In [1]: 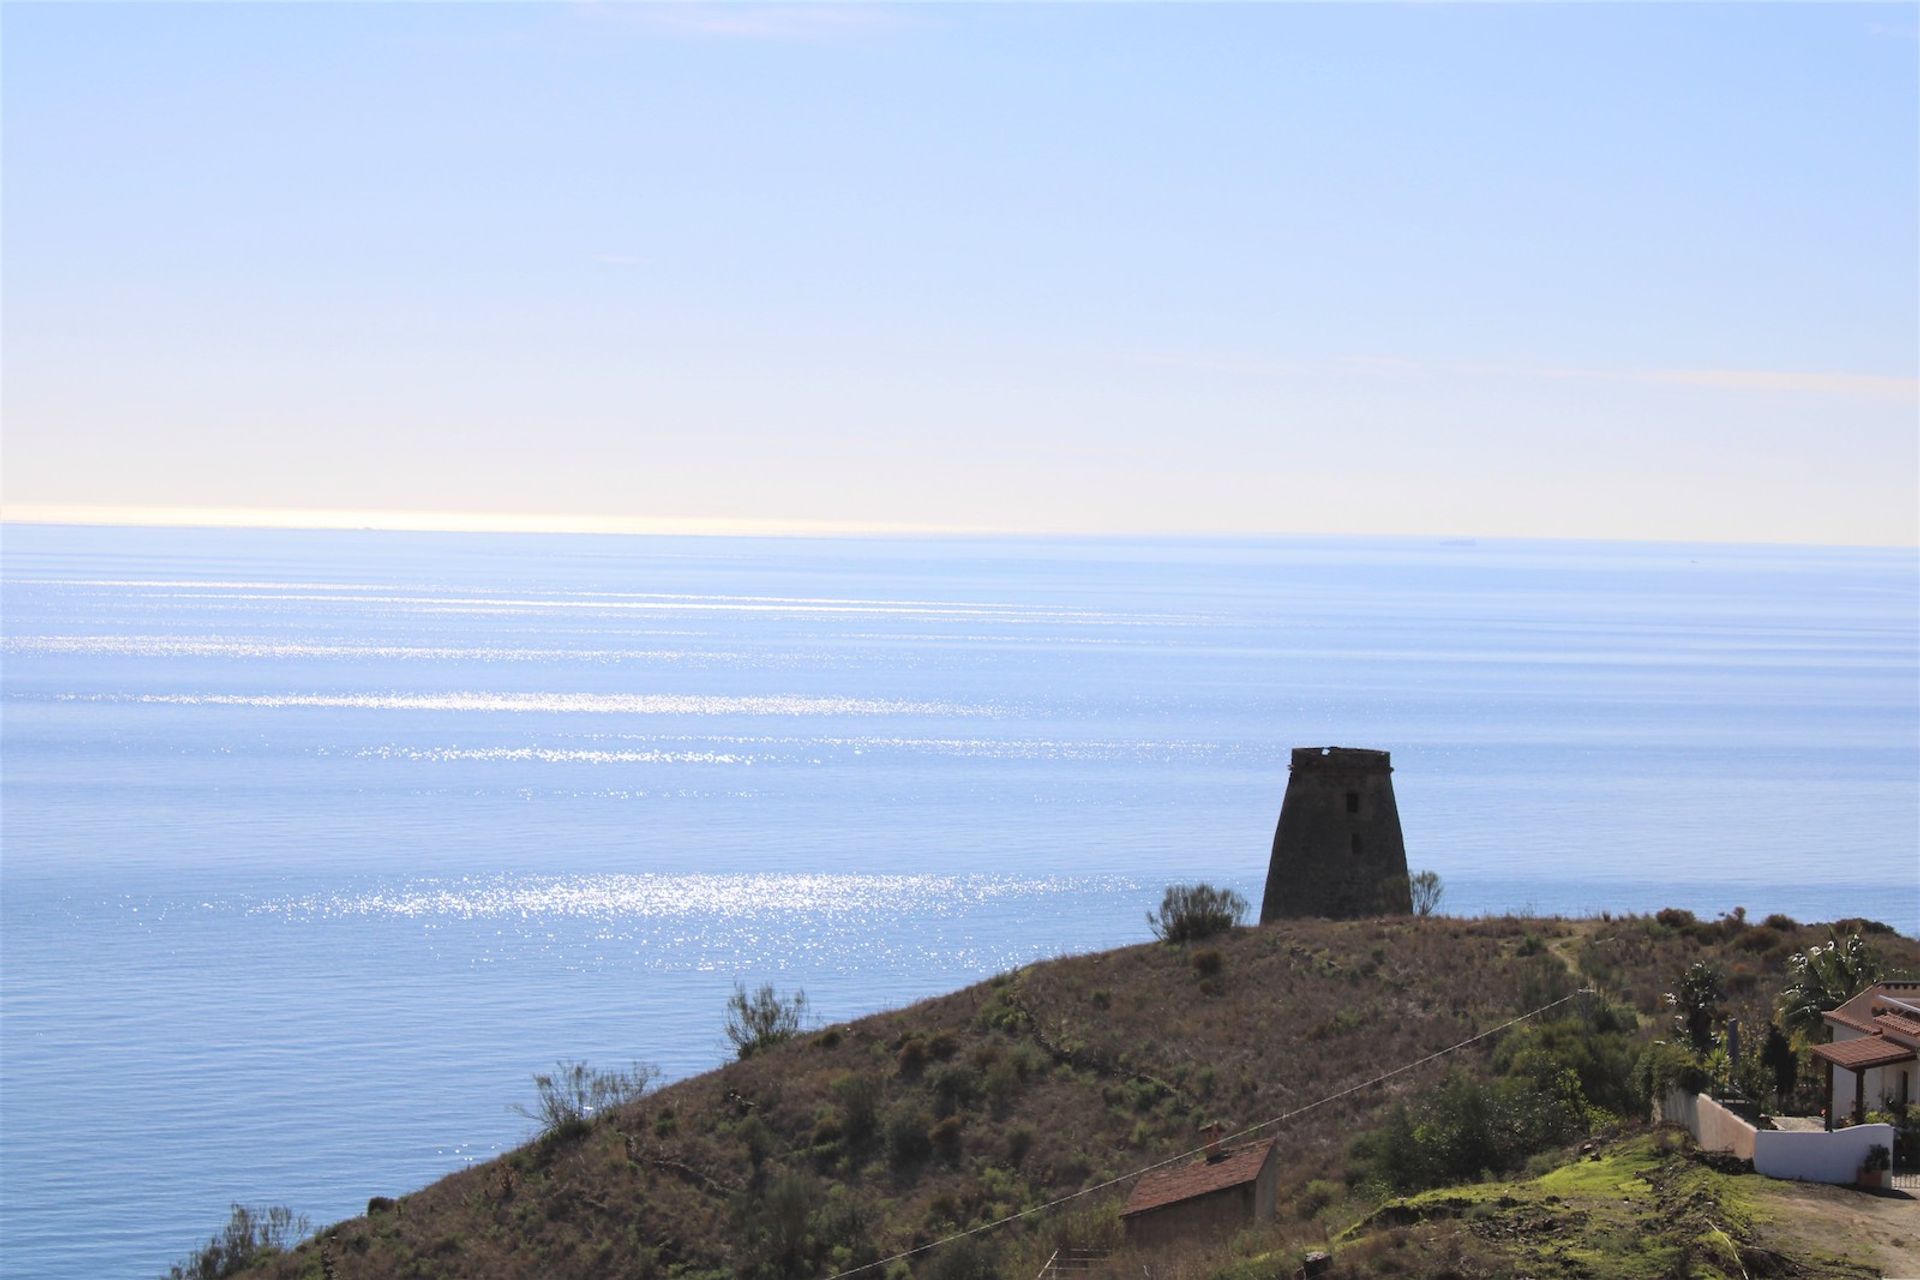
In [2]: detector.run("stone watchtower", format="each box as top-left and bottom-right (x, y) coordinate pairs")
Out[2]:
(1259, 747), (1411, 922)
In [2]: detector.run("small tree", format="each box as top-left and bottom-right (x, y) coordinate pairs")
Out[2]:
(1409, 870), (1444, 917)
(1666, 961), (1725, 1056)
(167, 1205), (310, 1280)
(1147, 883), (1247, 943)
(514, 1059), (660, 1140)
(726, 982), (809, 1059)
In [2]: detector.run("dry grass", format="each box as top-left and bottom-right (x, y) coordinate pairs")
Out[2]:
(243, 911), (1917, 1280)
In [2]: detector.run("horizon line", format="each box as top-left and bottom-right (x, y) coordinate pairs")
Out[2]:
(3, 503), (1916, 553)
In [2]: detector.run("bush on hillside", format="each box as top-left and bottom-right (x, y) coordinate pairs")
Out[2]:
(885, 1105), (933, 1167)
(1492, 998), (1640, 1116)
(730, 1172), (817, 1280)
(726, 983), (809, 1059)
(1635, 1039), (1709, 1103)
(166, 1205), (310, 1280)
(1147, 883), (1248, 943)
(1409, 870), (1444, 917)
(515, 1059), (660, 1141)
(923, 1238), (999, 1280)
(831, 1072), (882, 1145)
(1349, 1069), (1586, 1193)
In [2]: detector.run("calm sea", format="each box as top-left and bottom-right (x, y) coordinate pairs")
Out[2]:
(2, 525), (1915, 1277)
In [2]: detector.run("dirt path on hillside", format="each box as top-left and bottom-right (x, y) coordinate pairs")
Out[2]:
(1752, 1180), (1918, 1277)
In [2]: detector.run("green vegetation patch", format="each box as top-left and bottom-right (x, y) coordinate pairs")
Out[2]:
(1343, 1136), (1785, 1280)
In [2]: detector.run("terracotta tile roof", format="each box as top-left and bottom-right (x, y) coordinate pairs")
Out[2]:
(1123, 1139), (1277, 1217)
(1826, 1008), (1881, 1034)
(1811, 1037), (1916, 1070)
(1873, 1010), (1920, 1039)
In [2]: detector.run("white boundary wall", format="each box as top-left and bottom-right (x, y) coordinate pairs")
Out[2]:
(1657, 1090), (1756, 1160)
(1753, 1123), (1895, 1185)
(1660, 1090), (1892, 1185)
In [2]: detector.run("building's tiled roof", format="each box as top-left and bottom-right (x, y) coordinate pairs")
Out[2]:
(1123, 1139), (1277, 1217)
(1825, 1008), (1881, 1034)
(1811, 1037), (1916, 1070)
(1873, 1011), (1920, 1039)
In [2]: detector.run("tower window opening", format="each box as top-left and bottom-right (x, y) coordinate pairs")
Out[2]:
(1345, 791), (1360, 814)
(1350, 833), (1363, 855)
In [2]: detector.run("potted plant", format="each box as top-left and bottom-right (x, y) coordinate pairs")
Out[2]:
(1857, 1143), (1890, 1190)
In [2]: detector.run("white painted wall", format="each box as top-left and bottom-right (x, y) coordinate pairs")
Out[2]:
(1827, 1060), (1916, 1120)
(1753, 1123), (1895, 1185)
(1658, 1089), (1756, 1159)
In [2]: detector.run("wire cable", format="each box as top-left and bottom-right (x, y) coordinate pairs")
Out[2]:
(823, 987), (1596, 1280)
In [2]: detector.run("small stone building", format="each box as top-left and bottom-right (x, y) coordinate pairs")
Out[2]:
(1260, 746), (1411, 922)
(1120, 1138), (1279, 1251)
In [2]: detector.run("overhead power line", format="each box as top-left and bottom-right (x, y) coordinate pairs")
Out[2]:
(824, 987), (1597, 1280)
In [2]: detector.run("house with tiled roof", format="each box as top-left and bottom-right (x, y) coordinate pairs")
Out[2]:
(1810, 979), (1919, 1129)
(1121, 1135), (1279, 1250)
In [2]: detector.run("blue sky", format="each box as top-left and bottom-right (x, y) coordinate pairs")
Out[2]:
(4, 3), (1916, 544)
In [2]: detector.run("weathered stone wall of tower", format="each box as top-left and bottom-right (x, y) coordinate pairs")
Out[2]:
(1259, 746), (1411, 922)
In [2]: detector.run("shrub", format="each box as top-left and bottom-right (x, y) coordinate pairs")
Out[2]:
(1147, 883), (1248, 943)
(1493, 1001), (1640, 1116)
(922, 1238), (997, 1280)
(1409, 870), (1444, 917)
(167, 1205), (311, 1280)
(928, 1114), (964, 1159)
(726, 983), (809, 1059)
(1761, 913), (1799, 931)
(1350, 1069), (1584, 1192)
(1297, 1178), (1340, 1218)
(1191, 949), (1223, 978)
(895, 1037), (929, 1077)
(930, 1064), (979, 1117)
(1654, 907), (1698, 932)
(514, 1060), (659, 1140)
(831, 1072), (882, 1145)
(983, 1056), (1022, 1109)
(1636, 1039), (1709, 1104)
(736, 1114), (774, 1170)
(730, 1172), (816, 1279)
(884, 1106), (933, 1167)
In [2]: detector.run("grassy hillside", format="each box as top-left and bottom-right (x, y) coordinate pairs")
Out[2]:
(232, 910), (1917, 1280)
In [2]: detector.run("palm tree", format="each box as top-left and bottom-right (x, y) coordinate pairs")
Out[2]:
(1774, 931), (1882, 1045)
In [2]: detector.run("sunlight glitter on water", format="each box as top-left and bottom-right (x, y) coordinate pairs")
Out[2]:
(55, 691), (992, 716)
(352, 746), (760, 765)
(343, 736), (1240, 765)
(4, 635), (738, 664)
(251, 873), (1141, 924)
